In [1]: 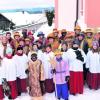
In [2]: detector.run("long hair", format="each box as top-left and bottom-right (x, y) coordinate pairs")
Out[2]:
(90, 41), (100, 53)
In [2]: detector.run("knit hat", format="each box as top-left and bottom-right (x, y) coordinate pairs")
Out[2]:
(6, 47), (13, 54)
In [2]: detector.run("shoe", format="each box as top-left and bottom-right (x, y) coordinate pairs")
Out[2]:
(18, 92), (21, 96)
(8, 95), (12, 99)
(71, 93), (76, 96)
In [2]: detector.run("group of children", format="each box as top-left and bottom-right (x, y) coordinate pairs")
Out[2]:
(0, 26), (99, 100)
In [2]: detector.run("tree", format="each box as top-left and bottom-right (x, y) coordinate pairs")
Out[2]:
(45, 10), (54, 26)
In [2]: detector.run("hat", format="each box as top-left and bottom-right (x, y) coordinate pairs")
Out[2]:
(73, 39), (80, 45)
(17, 46), (23, 51)
(61, 29), (67, 33)
(92, 41), (99, 47)
(6, 47), (13, 54)
(28, 31), (33, 35)
(47, 34), (55, 39)
(85, 29), (93, 33)
(31, 51), (37, 55)
(14, 32), (20, 37)
(31, 52), (37, 58)
(54, 49), (62, 56)
(37, 31), (44, 37)
(74, 25), (81, 30)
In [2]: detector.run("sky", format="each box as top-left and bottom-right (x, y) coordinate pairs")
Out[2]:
(0, 0), (54, 10)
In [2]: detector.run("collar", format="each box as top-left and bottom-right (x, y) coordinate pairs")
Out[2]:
(56, 57), (62, 62)
(16, 52), (23, 56)
(5, 55), (13, 59)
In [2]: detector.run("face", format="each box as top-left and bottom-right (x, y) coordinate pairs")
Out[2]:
(93, 45), (98, 50)
(39, 35), (44, 39)
(2, 37), (7, 44)
(25, 40), (30, 45)
(31, 55), (37, 62)
(78, 35), (83, 40)
(87, 32), (92, 38)
(28, 34), (33, 39)
(7, 53), (12, 56)
(93, 34), (99, 41)
(48, 38), (54, 43)
(14, 35), (20, 40)
(17, 50), (23, 54)
(53, 31), (58, 37)
(46, 47), (51, 53)
(33, 45), (38, 51)
(61, 44), (67, 50)
(19, 41), (25, 46)
(6, 34), (11, 39)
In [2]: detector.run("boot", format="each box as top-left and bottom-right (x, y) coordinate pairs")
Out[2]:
(8, 95), (12, 99)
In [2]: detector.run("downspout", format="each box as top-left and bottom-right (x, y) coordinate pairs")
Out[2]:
(75, 0), (79, 26)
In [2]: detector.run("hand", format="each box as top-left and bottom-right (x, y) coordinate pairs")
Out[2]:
(51, 69), (56, 74)
(25, 69), (29, 74)
(86, 68), (89, 72)
(49, 57), (57, 69)
(65, 76), (69, 82)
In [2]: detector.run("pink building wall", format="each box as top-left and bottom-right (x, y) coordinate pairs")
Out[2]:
(55, 0), (100, 30)
(85, 0), (100, 28)
(55, 0), (76, 31)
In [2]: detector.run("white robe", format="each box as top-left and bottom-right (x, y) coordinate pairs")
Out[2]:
(2, 57), (17, 82)
(62, 52), (69, 62)
(0, 43), (4, 58)
(86, 50), (100, 73)
(67, 48), (86, 72)
(43, 51), (55, 79)
(13, 54), (28, 79)
(0, 64), (5, 84)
